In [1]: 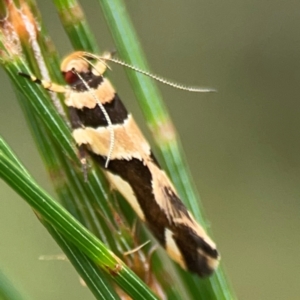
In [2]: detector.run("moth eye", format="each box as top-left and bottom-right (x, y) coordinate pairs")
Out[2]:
(63, 69), (79, 84)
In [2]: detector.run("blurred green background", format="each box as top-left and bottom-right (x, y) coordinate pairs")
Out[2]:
(1, 0), (300, 299)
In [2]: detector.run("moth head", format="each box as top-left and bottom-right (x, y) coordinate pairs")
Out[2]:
(60, 51), (109, 85)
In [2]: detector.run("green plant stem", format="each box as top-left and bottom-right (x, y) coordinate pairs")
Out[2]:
(96, 0), (234, 299)
(0, 270), (27, 300)
(0, 144), (158, 300)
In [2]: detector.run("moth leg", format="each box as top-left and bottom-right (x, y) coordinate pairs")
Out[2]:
(18, 72), (67, 93)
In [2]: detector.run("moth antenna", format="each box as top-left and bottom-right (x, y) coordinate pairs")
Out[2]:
(73, 69), (115, 168)
(83, 52), (216, 93)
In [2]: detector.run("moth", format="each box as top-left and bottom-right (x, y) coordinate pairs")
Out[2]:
(20, 51), (220, 277)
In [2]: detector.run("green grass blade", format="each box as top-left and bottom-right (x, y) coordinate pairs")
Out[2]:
(0, 270), (28, 300)
(96, 0), (234, 299)
(1, 129), (117, 299)
(52, 1), (189, 298)
(53, 0), (99, 52)
(0, 144), (158, 300)
(0, 1), (167, 298)
(0, 0), (235, 298)
(40, 221), (119, 300)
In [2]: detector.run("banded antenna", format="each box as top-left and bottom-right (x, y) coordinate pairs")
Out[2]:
(81, 52), (217, 93)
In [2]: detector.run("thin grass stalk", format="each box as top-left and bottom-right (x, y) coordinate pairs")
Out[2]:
(0, 142), (159, 300)
(53, 1), (190, 298)
(0, 270), (27, 300)
(53, 0), (99, 53)
(95, 0), (234, 299)
(0, 136), (118, 300)
(2, 0), (119, 247)
(0, 0), (235, 298)
(40, 220), (120, 300)
(0, 1), (172, 298)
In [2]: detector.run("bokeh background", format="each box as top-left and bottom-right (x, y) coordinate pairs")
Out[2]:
(1, 1), (300, 299)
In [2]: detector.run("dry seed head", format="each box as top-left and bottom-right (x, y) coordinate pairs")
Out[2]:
(4, 0), (37, 42)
